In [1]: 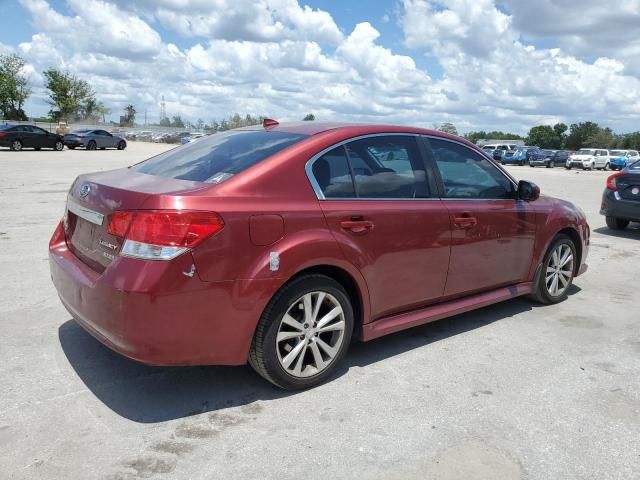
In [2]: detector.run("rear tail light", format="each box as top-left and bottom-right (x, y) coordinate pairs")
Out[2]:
(0, 132), (6, 138)
(107, 210), (224, 260)
(606, 172), (624, 191)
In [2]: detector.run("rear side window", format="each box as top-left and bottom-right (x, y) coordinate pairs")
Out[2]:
(133, 130), (308, 183)
(312, 146), (355, 198)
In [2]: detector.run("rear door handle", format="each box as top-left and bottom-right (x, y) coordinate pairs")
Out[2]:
(340, 219), (374, 234)
(453, 215), (477, 229)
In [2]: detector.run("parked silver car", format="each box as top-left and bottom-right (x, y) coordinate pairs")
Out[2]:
(63, 129), (127, 150)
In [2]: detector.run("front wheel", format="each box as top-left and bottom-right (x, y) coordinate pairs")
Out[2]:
(87, 141), (97, 150)
(54, 141), (64, 151)
(606, 216), (629, 230)
(249, 274), (354, 390)
(117, 140), (126, 150)
(530, 234), (576, 305)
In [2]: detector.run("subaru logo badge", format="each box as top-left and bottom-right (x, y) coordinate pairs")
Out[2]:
(79, 184), (91, 198)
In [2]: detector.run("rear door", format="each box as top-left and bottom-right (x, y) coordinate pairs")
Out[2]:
(426, 137), (537, 297)
(310, 134), (451, 320)
(15, 126), (35, 148)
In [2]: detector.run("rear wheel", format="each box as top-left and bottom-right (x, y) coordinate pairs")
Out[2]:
(249, 274), (354, 390)
(606, 216), (629, 230)
(10, 140), (22, 151)
(87, 141), (97, 150)
(604, 163), (610, 171)
(530, 234), (576, 305)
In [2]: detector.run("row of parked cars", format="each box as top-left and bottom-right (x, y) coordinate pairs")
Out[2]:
(124, 130), (205, 144)
(0, 123), (127, 151)
(482, 143), (640, 170)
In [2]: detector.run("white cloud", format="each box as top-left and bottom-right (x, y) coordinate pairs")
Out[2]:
(6, 0), (640, 133)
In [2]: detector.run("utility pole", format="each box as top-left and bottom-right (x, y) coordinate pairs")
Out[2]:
(160, 96), (166, 123)
(144, 110), (147, 126)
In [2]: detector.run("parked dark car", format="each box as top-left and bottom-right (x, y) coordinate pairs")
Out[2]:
(63, 129), (127, 150)
(49, 121), (589, 390)
(530, 150), (569, 168)
(601, 160), (640, 229)
(0, 124), (64, 151)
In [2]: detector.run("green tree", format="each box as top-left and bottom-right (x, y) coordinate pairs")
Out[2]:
(303, 113), (315, 121)
(584, 127), (616, 149)
(526, 125), (562, 149)
(95, 102), (110, 123)
(122, 104), (136, 126)
(171, 115), (184, 128)
(438, 122), (458, 136)
(0, 54), (31, 120)
(564, 122), (600, 150)
(43, 69), (94, 121)
(464, 130), (523, 144)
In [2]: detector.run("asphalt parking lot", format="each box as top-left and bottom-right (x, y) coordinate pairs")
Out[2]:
(1, 143), (638, 480)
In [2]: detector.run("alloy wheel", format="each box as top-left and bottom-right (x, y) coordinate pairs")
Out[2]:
(12, 140), (22, 151)
(276, 291), (346, 378)
(545, 244), (574, 297)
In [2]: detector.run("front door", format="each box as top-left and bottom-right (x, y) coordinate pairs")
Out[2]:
(427, 137), (537, 298)
(309, 135), (451, 320)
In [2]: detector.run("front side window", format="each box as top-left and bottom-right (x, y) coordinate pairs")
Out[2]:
(429, 138), (514, 199)
(133, 130), (308, 183)
(346, 136), (429, 198)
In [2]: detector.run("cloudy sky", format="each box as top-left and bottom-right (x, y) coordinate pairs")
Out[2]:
(1, 0), (639, 134)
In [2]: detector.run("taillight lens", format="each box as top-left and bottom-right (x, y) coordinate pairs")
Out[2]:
(606, 172), (624, 191)
(0, 132), (6, 138)
(107, 210), (224, 260)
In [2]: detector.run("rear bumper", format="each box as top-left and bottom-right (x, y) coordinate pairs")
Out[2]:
(529, 160), (548, 166)
(600, 190), (640, 222)
(49, 222), (280, 366)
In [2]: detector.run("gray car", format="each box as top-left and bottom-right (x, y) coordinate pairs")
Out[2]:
(63, 129), (127, 150)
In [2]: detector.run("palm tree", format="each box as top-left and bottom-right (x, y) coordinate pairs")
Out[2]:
(124, 104), (136, 126)
(96, 103), (110, 124)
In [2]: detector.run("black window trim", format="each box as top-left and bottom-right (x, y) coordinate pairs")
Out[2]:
(305, 132), (438, 201)
(421, 135), (519, 201)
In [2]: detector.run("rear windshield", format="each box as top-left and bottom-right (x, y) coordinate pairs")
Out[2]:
(0, 124), (14, 131)
(132, 130), (308, 183)
(629, 160), (640, 170)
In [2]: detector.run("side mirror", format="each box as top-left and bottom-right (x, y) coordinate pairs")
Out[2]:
(518, 180), (540, 201)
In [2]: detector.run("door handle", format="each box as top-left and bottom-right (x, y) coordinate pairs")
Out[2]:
(453, 213), (477, 229)
(340, 218), (374, 234)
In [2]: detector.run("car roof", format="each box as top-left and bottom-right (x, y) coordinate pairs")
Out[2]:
(238, 121), (476, 147)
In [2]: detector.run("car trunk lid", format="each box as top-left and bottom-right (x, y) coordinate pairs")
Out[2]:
(64, 168), (211, 272)
(617, 172), (640, 202)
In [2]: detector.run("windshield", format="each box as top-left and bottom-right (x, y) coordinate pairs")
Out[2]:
(71, 129), (91, 134)
(132, 129), (308, 183)
(610, 150), (627, 156)
(577, 149), (596, 155)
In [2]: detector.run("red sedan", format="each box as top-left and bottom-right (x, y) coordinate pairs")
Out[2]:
(49, 121), (589, 389)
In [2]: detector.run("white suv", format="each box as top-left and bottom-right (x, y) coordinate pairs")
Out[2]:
(566, 149), (610, 170)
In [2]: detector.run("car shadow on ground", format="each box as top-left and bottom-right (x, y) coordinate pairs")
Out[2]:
(58, 288), (578, 424)
(593, 225), (640, 239)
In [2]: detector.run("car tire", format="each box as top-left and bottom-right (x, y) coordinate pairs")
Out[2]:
(35, 147), (41, 151)
(87, 141), (97, 150)
(54, 141), (64, 151)
(249, 274), (354, 390)
(604, 163), (610, 171)
(68, 146), (76, 150)
(10, 140), (22, 151)
(117, 141), (126, 150)
(606, 216), (629, 230)
(530, 234), (577, 305)
(565, 165), (571, 170)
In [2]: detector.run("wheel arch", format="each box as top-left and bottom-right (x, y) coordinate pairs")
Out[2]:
(556, 227), (582, 274)
(283, 264), (368, 341)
